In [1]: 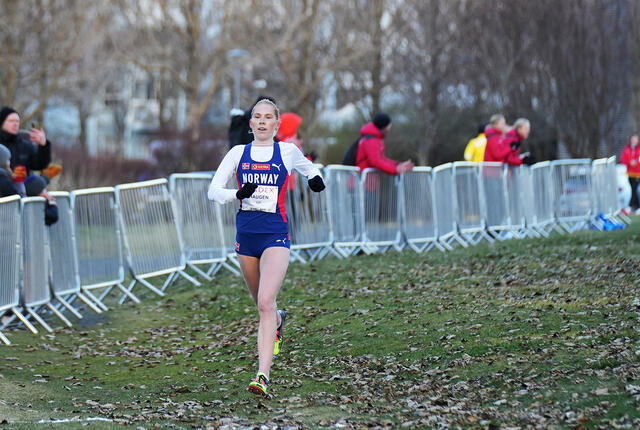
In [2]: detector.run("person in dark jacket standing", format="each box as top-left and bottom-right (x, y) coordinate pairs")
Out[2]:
(0, 106), (51, 176)
(355, 113), (414, 175)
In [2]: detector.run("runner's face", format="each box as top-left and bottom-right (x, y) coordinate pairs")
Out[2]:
(250, 103), (279, 142)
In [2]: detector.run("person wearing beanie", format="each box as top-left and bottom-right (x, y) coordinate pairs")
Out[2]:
(24, 174), (58, 226)
(0, 106), (52, 177)
(276, 112), (307, 191)
(355, 112), (414, 176)
(0, 144), (20, 197)
(24, 175), (48, 197)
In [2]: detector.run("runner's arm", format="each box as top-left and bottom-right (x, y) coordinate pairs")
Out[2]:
(208, 146), (243, 203)
(287, 143), (322, 179)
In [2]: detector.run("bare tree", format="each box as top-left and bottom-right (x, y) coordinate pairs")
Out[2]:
(391, 0), (464, 164)
(331, 0), (396, 121)
(237, 0), (370, 137)
(536, 0), (630, 157)
(0, 0), (112, 123)
(116, 0), (233, 168)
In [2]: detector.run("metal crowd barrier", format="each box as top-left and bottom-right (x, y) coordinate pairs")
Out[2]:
(0, 156), (630, 344)
(0, 196), (25, 344)
(453, 162), (492, 244)
(479, 162), (511, 239)
(401, 167), (443, 252)
(48, 192), (101, 317)
(170, 173), (239, 278)
(20, 197), (70, 332)
(361, 168), (403, 252)
(115, 178), (200, 303)
(550, 159), (593, 233)
(528, 162), (555, 236)
(433, 163), (465, 250)
(325, 165), (368, 257)
(72, 187), (132, 309)
(591, 158), (613, 227)
(607, 157), (631, 224)
(506, 165), (532, 238)
(287, 166), (338, 262)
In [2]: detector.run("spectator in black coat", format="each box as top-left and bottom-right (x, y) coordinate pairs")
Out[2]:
(0, 106), (51, 176)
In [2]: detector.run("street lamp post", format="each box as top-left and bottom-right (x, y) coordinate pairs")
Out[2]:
(227, 49), (249, 108)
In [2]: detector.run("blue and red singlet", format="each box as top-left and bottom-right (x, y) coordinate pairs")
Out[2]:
(236, 142), (290, 234)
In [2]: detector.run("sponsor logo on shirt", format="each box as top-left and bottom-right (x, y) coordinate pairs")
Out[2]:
(252, 163), (270, 170)
(235, 242), (240, 251)
(242, 163), (250, 170)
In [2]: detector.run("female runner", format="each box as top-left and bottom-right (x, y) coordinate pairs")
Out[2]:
(207, 98), (325, 396)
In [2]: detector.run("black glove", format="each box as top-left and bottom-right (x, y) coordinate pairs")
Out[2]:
(511, 141), (521, 150)
(308, 175), (325, 192)
(522, 155), (536, 166)
(236, 182), (258, 199)
(44, 201), (59, 226)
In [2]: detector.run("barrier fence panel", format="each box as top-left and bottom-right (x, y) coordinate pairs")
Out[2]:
(170, 173), (238, 279)
(20, 197), (61, 333)
(401, 167), (443, 252)
(528, 162), (555, 236)
(0, 196), (29, 344)
(453, 162), (492, 244)
(116, 179), (200, 303)
(591, 159), (612, 230)
(515, 165), (539, 238)
(607, 157), (631, 224)
(48, 192), (101, 318)
(433, 163), (466, 250)
(361, 168), (402, 253)
(286, 165), (337, 262)
(47, 193), (82, 322)
(324, 165), (367, 257)
(479, 162), (511, 239)
(506, 166), (533, 238)
(551, 159), (593, 233)
(72, 187), (132, 309)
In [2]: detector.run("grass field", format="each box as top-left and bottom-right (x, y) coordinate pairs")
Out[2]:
(1, 220), (640, 429)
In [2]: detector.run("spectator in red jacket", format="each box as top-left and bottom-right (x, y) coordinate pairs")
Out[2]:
(485, 116), (530, 166)
(620, 134), (640, 211)
(356, 113), (413, 175)
(483, 114), (507, 161)
(501, 118), (535, 166)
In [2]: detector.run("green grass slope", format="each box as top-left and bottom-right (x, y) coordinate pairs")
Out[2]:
(1, 220), (639, 429)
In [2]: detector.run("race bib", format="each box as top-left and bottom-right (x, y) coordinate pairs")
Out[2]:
(242, 185), (279, 213)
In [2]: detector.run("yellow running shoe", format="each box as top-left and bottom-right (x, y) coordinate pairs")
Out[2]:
(248, 372), (269, 396)
(274, 309), (286, 357)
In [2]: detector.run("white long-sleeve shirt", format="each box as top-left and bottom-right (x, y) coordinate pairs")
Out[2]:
(207, 142), (322, 204)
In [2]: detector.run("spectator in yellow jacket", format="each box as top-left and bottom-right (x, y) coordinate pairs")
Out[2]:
(463, 123), (488, 162)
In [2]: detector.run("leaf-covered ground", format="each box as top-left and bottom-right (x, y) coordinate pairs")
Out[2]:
(1, 220), (640, 429)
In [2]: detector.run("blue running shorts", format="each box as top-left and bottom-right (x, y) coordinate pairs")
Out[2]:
(235, 231), (291, 258)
